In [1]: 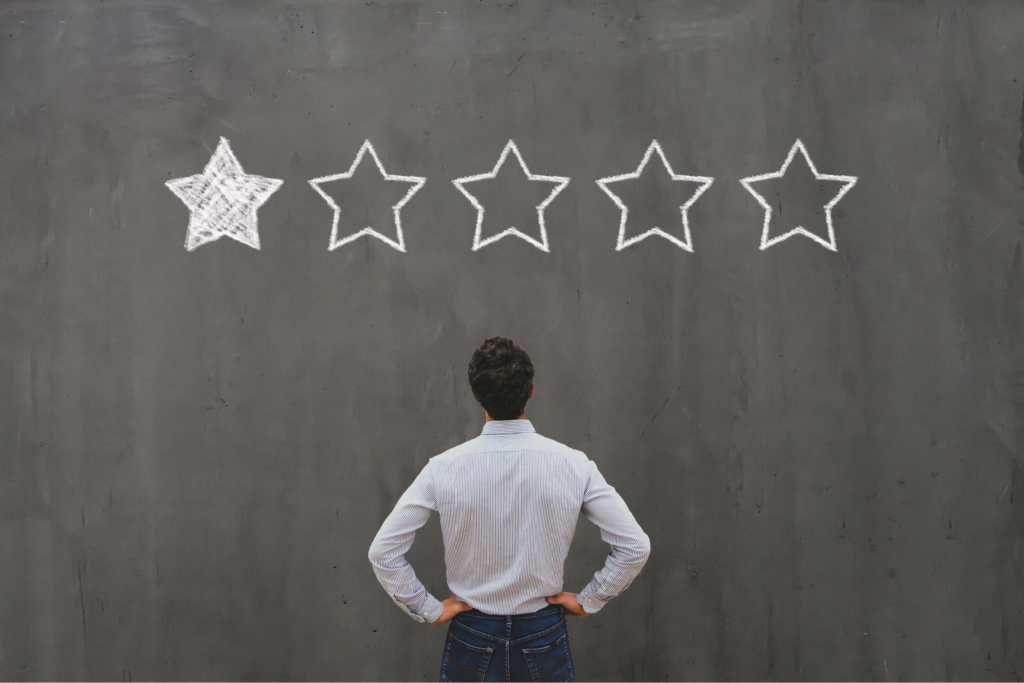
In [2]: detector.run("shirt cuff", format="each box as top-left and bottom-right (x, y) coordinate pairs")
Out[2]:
(390, 593), (445, 624)
(420, 595), (445, 624)
(577, 590), (606, 614)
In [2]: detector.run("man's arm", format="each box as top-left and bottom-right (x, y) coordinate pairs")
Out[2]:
(576, 460), (651, 614)
(367, 462), (446, 624)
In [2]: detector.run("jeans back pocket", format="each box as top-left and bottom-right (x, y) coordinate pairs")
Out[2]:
(440, 631), (493, 682)
(522, 631), (573, 682)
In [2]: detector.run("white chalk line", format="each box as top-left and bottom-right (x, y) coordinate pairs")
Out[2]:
(451, 140), (570, 252)
(165, 137), (283, 251)
(307, 140), (426, 253)
(739, 138), (857, 252)
(595, 139), (714, 252)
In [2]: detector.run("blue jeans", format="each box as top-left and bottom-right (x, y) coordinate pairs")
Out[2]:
(439, 604), (574, 682)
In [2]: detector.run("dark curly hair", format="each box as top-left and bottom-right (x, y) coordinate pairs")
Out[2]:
(468, 337), (535, 420)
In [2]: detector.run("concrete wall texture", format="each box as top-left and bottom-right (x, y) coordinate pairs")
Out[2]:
(1, 1), (1023, 680)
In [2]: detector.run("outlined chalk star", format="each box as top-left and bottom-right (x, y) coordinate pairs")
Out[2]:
(596, 140), (714, 252)
(165, 137), (283, 251)
(739, 139), (857, 251)
(308, 140), (426, 253)
(452, 140), (570, 252)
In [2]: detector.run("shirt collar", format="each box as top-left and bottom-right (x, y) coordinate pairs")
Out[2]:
(481, 419), (536, 436)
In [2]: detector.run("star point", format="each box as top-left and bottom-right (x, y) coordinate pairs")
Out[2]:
(596, 139), (714, 252)
(739, 139), (857, 252)
(452, 140), (570, 252)
(165, 137), (282, 251)
(308, 140), (426, 253)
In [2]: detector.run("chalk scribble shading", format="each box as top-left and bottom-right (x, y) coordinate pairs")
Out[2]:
(166, 137), (283, 251)
(452, 140), (570, 252)
(739, 139), (857, 252)
(596, 140), (714, 252)
(308, 140), (426, 253)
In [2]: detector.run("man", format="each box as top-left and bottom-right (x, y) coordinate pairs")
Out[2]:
(368, 337), (651, 682)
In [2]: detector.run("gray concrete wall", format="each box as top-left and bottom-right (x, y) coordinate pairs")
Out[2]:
(1, 1), (1023, 679)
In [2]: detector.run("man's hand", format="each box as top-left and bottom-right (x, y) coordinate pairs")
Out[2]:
(546, 592), (588, 617)
(430, 595), (473, 625)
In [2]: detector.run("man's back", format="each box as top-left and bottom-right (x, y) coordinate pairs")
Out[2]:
(435, 420), (610, 614)
(369, 419), (650, 622)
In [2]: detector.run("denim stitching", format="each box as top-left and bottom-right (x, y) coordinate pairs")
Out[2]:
(504, 616), (512, 681)
(449, 631), (493, 654)
(442, 631), (493, 681)
(524, 649), (538, 680)
(440, 637), (450, 681)
(510, 618), (567, 646)
(563, 633), (574, 682)
(522, 631), (571, 680)
(521, 631), (567, 657)
(450, 619), (507, 645)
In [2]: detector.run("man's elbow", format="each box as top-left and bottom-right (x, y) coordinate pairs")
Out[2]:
(613, 534), (651, 567)
(367, 539), (385, 569)
(632, 533), (652, 567)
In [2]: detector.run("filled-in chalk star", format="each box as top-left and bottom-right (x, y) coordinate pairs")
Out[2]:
(166, 137), (283, 251)
(739, 139), (857, 252)
(308, 141), (426, 253)
(452, 140), (570, 252)
(596, 140), (714, 252)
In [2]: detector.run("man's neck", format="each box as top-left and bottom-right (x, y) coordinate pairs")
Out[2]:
(485, 413), (526, 422)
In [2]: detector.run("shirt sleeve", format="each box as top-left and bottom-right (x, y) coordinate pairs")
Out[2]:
(577, 460), (651, 614)
(367, 462), (445, 624)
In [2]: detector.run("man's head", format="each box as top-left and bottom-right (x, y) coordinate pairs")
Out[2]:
(468, 337), (535, 420)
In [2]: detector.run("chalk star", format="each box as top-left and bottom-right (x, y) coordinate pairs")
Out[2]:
(596, 140), (714, 252)
(165, 137), (283, 251)
(452, 140), (570, 252)
(739, 139), (857, 252)
(308, 141), (426, 253)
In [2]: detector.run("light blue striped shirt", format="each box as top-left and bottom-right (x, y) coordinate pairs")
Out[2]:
(368, 419), (651, 624)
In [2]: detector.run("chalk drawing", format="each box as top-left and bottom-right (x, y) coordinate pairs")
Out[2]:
(595, 140), (714, 252)
(739, 139), (857, 251)
(451, 140), (570, 252)
(308, 140), (426, 253)
(165, 137), (283, 251)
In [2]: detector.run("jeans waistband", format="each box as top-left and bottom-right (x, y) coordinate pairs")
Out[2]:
(459, 603), (562, 620)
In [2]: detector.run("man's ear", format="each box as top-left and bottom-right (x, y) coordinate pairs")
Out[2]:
(530, 386), (534, 398)
(473, 394), (479, 403)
